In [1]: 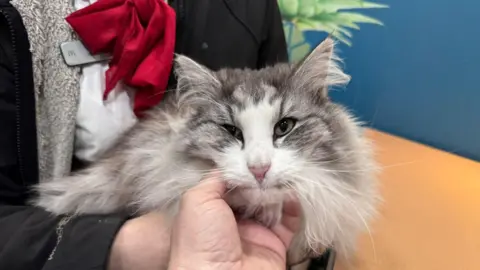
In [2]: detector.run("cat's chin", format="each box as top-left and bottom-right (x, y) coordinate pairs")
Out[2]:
(223, 185), (293, 227)
(226, 185), (291, 205)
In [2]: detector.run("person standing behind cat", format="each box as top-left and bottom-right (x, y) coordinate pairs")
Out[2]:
(0, 0), (287, 270)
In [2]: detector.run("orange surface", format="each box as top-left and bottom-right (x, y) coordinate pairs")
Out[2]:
(335, 129), (480, 270)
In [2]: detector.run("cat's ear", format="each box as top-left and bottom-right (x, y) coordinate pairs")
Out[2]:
(174, 54), (221, 92)
(291, 38), (351, 98)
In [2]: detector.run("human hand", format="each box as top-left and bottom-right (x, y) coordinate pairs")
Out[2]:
(168, 172), (302, 270)
(107, 212), (171, 270)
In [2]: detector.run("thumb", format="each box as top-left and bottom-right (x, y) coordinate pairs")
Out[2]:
(181, 171), (226, 207)
(169, 171), (241, 269)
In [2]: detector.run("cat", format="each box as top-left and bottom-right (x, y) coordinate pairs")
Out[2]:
(33, 38), (379, 267)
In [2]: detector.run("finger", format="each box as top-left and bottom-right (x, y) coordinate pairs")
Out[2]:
(182, 170), (226, 205)
(237, 220), (286, 260)
(270, 199), (302, 249)
(281, 199), (302, 233)
(283, 198), (302, 217)
(271, 221), (296, 250)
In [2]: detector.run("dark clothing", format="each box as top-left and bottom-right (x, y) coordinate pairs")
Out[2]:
(0, 0), (287, 269)
(172, 0), (287, 70)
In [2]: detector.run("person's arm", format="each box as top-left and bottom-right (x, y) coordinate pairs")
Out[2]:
(0, 205), (129, 270)
(0, 4), (130, 269)
(257, 0), (289, 68)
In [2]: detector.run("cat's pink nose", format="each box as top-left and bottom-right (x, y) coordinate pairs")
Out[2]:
(248, 164), (271, 182)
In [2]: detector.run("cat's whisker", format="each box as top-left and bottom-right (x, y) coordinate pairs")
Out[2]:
(285, 167), (338, 232)
(288, 172), (377, 262)
(284, 172), (365, 196)
(301, 152), (422, 172)
(307, 181), (343, 243)
(168, 160), (240, 178)
(284, 178), (330, 244)
(223, 184), (242, 198)
(285, 174), (355, 242)
(300, 159), (419, 173)
(160, 191), (184, 209)
(300, 150), (361, 165)
(327, 188), (378, 262)
(170, 161), (218, 174)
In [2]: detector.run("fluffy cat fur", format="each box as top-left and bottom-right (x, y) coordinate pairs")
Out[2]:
(33, 38), (379, 265)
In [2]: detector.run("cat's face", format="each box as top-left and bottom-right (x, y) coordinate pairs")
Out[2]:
(175, 38), (378, 255)
(177, 38), (356, 194)
(182, 70), (349, 201)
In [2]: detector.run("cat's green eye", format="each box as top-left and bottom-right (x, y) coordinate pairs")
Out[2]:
(274, 118), (296, 138)
(222, 124), (244, 142)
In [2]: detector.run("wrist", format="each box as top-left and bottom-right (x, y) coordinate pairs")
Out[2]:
(108, 213), (172, 270)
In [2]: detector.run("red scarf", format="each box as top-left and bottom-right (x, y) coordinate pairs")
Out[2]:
(66, 0), (176, 116)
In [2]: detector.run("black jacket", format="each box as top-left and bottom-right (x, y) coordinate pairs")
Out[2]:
(0, 0), (287, 269)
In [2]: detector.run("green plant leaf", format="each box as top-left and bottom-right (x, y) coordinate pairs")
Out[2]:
(295, 18), (353, 46)
(335, 12), (384, 25)
(283, 21), (311, 62)
(295, 18), (321, 31)
(310, 12), (383, 27)
(297, 0), (317, 18)
(278, 0), (388, 47)
(314, 0), (389, 13)
(278, 0), (388, 21)
(278, 0), (299, 21)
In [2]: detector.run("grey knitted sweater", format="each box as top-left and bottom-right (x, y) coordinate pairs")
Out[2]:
(12, 0), (80, 182)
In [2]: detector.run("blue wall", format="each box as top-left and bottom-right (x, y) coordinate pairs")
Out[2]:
(304, 0), (480, 161)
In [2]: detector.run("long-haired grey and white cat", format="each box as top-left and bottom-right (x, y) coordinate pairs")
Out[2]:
(33, 38), (378, 266)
